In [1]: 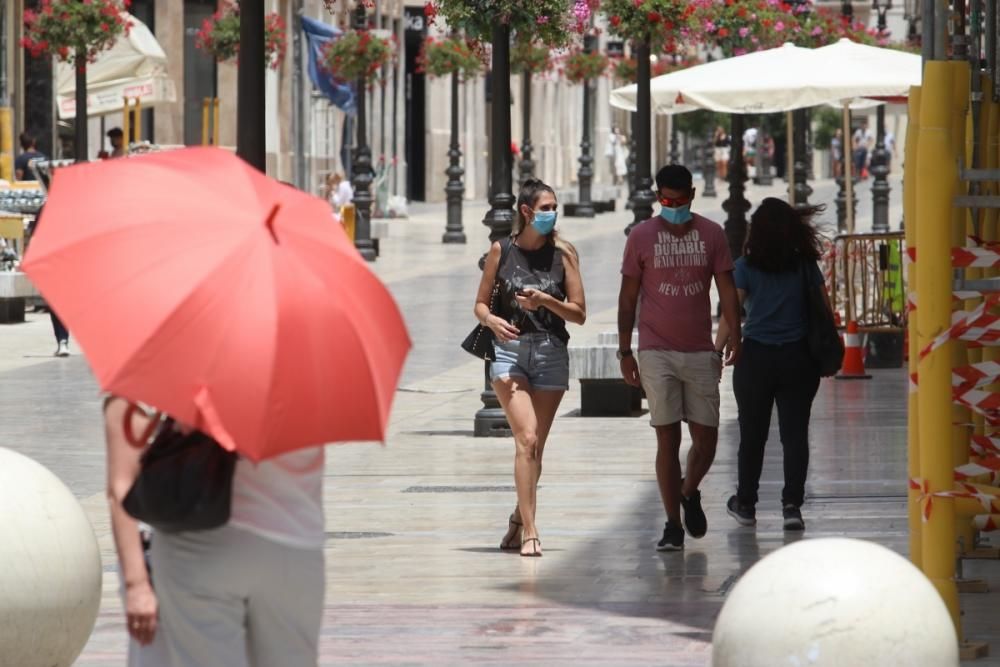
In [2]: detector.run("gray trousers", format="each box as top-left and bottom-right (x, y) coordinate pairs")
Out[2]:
(150, 524), (324, 667)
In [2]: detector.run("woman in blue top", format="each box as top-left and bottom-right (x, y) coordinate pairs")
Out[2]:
(715, 198), (832, 532)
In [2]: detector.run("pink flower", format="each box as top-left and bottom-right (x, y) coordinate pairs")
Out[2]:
(811, 26), (823, 36)
(775, 21), (785, 31)
(734, 48), (748, 55)
(537, 15), (549, 24)
(738, 27), (750, 38)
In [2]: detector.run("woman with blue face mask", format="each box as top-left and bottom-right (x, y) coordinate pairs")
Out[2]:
(472, 178), (588, 557)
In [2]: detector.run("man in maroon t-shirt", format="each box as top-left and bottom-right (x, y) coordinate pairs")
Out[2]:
(618, 164), (742, 552)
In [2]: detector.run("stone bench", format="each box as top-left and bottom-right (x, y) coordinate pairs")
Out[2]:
(568, 330), (643, 417)
(0, 272), (40, 323)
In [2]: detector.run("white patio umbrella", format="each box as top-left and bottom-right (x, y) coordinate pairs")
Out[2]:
(55, 12), (176, 120)
(610, 40), (921, 227)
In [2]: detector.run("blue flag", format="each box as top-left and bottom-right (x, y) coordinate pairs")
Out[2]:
(301, 15), (355, 113)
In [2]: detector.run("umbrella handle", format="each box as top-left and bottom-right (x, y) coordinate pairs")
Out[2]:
(123, 403), (162, 450)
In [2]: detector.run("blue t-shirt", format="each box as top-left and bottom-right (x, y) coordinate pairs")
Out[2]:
(734, 257), (825, 345)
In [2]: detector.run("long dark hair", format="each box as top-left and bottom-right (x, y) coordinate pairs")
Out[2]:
(743, 198), (825, 273)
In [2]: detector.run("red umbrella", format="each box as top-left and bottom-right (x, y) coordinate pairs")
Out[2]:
(23, 147), (410, 461)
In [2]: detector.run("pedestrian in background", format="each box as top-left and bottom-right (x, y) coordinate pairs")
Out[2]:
(830, 128), (843, 180)
(14, 133), (45, 181)
(326, 172), (353, 211)
(108, 127), (127, 158)
(618, 164), (742, 552)
(716, 197), (829, 532)
(713, 126), (729, 181)
(474, 178), (587, 558)
(28, 205), (70, 356)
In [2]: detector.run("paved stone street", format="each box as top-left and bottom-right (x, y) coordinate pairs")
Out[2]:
(10, 174), (998, 666)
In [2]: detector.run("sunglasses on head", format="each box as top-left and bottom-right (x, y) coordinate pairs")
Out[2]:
(657, 194), (691, 207)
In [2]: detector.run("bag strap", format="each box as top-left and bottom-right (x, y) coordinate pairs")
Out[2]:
(487, 238), (515, 313)
(122, 403), (163, 450)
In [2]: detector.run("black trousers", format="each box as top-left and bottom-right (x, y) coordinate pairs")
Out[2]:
(733, 338), (820, 508)
(50, 310), (68, 343)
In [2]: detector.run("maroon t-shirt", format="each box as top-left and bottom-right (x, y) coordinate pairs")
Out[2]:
(621, 213), (733, 353)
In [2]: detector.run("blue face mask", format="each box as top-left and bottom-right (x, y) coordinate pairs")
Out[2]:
(532, 210), (557, 235)
(660, 204), (692, 225)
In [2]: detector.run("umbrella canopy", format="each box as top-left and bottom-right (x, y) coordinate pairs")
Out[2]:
(56, 12), (176, 119)
(609, 40), (921, 114)
(23, 147), (411, 461)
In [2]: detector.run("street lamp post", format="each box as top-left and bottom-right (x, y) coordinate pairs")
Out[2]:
(703, 130), (717, 197)
(870, 0), (892, 232)
(723, 114), (750, 261)
(835, 0), (855, 231)
(474, 22), (515, 438)
(350, 3), (377, 262)
(568, 33), (597, 218)
(237, 0), (265, 171)
(442, 69), (466, 243)
(625, 113), (637, 209)
(792, 107), (813, 209)
(626, 40), (656, 233)
(518, 69), (535, 183)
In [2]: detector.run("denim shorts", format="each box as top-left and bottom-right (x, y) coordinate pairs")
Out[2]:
(491, 333), (569, 391)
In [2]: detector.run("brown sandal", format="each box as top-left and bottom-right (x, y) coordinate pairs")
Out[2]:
(500, 514), (522, 550)
(520, 537), (542, 558)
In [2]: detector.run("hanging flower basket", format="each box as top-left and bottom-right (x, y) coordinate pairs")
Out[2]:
(562, 49), (608, 84)
(22, 0), (132, 64)
(429, 0), (575, 48)
(195, 1), (287, 70)
(600, 0), (688, 52)
(416, 36), (483, 79)
(510, 39), (552, 74)
(323, 30), (395, 84)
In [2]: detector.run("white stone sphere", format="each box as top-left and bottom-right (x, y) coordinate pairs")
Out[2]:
(712, 537), (958, 667)
(0, 448), (102, 667)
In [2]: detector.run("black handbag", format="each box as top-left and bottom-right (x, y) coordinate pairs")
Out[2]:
(460, 239), (513, 361)
(122, 409), (238, 533)
(802, 261), (844, 377)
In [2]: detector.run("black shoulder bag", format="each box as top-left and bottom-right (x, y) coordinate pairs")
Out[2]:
(122, 406), (238, 533)
(460, 238), (513, 361)
(802, 261), (844, 377)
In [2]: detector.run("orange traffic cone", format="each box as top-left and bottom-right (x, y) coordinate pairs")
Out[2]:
(836, 320), (872, 380)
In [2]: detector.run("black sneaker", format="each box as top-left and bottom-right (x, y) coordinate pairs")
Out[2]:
(726, 495), (756, 526)
(656, 521), (685, 551)
(680, 489), (707, 538)
(782, 504), (805, 531)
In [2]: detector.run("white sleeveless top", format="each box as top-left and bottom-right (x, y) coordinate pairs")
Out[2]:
(228, 447), (325, 550)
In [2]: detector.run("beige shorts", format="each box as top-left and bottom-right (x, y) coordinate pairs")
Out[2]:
(638, 349), (722, 428)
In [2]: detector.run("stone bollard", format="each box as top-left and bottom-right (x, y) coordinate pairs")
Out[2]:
(712, 537), (959, 667)
(0, 448), (102, 667)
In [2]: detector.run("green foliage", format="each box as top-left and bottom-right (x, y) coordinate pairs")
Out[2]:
(430, 0), (574, 48)
(324, 30), (395, 84)
(417, 37), (483, 79)
(22, 0), (131, 63)
(601, 0), (687, 52)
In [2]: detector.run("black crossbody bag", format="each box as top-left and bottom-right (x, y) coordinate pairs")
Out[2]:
(802, 261), (844, 377)
(122, 406), (238, 533)
(460, 238), (513, 361)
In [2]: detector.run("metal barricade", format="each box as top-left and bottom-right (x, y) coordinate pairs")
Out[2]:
(827, 231), (907, 332)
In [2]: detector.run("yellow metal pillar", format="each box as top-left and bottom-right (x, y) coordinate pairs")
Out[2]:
(134, 98), (142, 143)
(950, 63), (974, 556)
(916, 60), (961, 632)
(213, 98), (221, 146)
(0, 107), (13, 181)
(905, 86), (922, 567)
(201, 98), (210, 146)
(122, 97), (131, 150)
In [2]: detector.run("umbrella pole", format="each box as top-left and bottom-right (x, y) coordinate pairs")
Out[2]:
(844, 102), (854, 233)
(787, 110), (795, 205)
